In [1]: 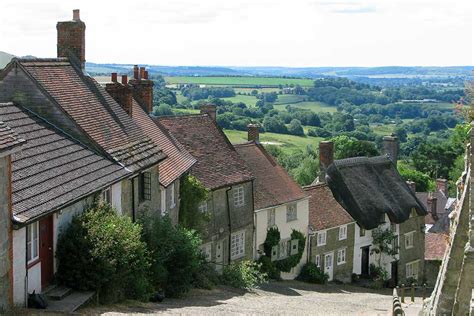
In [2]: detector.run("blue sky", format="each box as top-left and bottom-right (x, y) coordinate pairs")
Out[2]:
(1, 0), (472, 67)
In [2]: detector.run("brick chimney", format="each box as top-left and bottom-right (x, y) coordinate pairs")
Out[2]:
(248, 124), (260, 142)
(105, 74), (133, 116)
(319, 141), (334, 183)
(129, 65), (154, 114)
(383, 135), (399, 166)
(406, 181), (416, 193)
(427, 194), (438, 221)
(200, 104), (217, 121)
(57, 9), (86, 69)
(436, 178), (448, 197)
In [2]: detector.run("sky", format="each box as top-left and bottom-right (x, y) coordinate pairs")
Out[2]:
(1, 0), (473, 67)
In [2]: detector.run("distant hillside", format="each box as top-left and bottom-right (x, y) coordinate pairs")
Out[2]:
(0, 51), (15, 69)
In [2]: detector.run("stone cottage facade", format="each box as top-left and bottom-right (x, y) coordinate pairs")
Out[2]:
(235, 125), (309, 279)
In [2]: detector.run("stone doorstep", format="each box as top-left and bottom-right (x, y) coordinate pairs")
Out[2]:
(45, 285), (73, 301)
(45, 291), (95, 313)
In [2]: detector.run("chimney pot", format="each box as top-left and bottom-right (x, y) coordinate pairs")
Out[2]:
(200, 104), (217, 121)
(73, 9), (80, 21)
(247, 124), (260, 142)
(436, 178), (448, 197)
(133, 65), (139, 80)
(319, 141), (334, 183)
(121, 75), (128, 85)
(144, 71), (149, 80)
(383, 135), (399, 165)
(111, 72), (118, 83)
(139, 67), (145, 80)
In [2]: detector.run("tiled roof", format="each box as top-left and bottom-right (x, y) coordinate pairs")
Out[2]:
(303, 183), (354, 231)
(156, 114), (253, 190)
(16, 58), (165, 171)
(425, 232), (449, 261)
(0, 119), (25, 152)
(0, 102), (130, 223)
(234, 142), (306, 210)
(130, 100), (196, 187)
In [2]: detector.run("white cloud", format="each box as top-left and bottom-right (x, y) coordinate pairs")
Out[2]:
(0, 0), (472, 66)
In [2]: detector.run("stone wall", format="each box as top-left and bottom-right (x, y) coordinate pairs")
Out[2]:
(0, 156), (12, 310)
(398, 214), (425, 285)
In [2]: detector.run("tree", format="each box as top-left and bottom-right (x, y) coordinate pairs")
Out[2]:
(332, 135), (379, 159)
(152, 104), (174, 116)
(263, 116), (288, 134)
(288, 119), (305, 136)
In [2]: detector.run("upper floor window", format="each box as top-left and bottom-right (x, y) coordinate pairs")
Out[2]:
(198, 201), (208, 213)
(101, 187), (111, 204)
(231, 230), (245, 259)
(405, 231), (415, 249)
(339, 225), (347, 240)
(170, 182), (176, 208)
(360, 227), (366, 237)
(317, 231), (327, 246)
(267, 208), (276, 227)
(286, 204), (297, 222)
(139, 172), (151, 201)
(410, 208), (417, 218)
(27, 222), (39, 264)
(233, 186), (244, 207)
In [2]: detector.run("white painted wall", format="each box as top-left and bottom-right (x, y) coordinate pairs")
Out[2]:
(27, 263), (41, 295)
(12, 228), (26, 306)
(254, 198), (309, 280)
(111, 182), (122, 214)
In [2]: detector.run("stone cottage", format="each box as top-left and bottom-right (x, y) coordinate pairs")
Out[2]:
(156, 105), (255, 271)
(0, 121), (25, 311)
(235, 124), (309, 279)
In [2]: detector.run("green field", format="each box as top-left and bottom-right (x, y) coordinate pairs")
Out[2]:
(224, 129), (322, 154)
(221, 95), (258, 107)
(274, 94), (307, 104)
(165, 76), (314, 87)
(274, 101), (338, 113)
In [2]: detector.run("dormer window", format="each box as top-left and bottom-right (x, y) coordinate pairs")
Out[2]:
(233, 186), (245, 207)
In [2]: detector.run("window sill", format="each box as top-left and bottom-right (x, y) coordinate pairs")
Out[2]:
(286, 218), (297, 223)
(339, 237), (347, 241)
(405, 246), (414, 250)
(337, 262), (346, 266)
(27, 258), (40, 269)
(317, 244), (326, 247)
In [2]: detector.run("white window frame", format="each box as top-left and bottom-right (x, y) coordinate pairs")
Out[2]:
(338, 225), (348, 240)
(405, 231), (415, 249)
(231, 230), (245, 260)
(267, 208), (276, 227)
(317, 231), (327, 247)
(406, 260), (420, 280)
(315, 254), (321, 268)
(198, 201), (208, 213)
(101, 187), (111, 204)
(286, 204), (297, 222)
(233, 186), (245, 207)
(170, 182), (176, 208)
(337, 248), (346, 265)
(160, 187), (167, 216)
(27, 222), (39, 264)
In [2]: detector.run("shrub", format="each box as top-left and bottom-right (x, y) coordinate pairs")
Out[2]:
(140, 215), (204, 298)
(297, 263), (329, 284)
(56, 203), (151, 303)
(369, 263), (389, 281)
(221, 260), (268, 289)
(257, 255), (281, 280)
(192, 262), (220, 290)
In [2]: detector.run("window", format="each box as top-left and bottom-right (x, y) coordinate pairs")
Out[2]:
(170, 182), (176, 208)
(231, 230), (245, 259)
(317, 231), (327, 246)
(198, 201), (208, 213)
(279, 239), (290, 259)
(405, 231), (415, 249)
(139, 172), (151, 201)
(339, 225), (347, 240)
(406, 260), (420, 280)
(360, 227), (366, 237)
(201, 243), (212, 262)
(290, 239), (299, 255)
(337, 248), (346, 265)
(233, 186), (244, 207)
(315, 255), (321, 268)
(267, 208), (276, 227)
(26, 222), (39, 264)
(286, 204), (297, 222)
(160, 187), (166, 216)
(101, 187), (111, 204)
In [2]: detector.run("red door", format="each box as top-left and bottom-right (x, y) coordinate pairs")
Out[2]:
(39, 215), (54, 289)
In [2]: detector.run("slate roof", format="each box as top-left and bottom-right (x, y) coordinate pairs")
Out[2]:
(0, 119), (26, 153)
(425, 232), (449, 261)
(0, 102), (130, 224)
(303, 183), (354, 231)
(234, 142), (306, 209)
(156, 114), (254, 190)
(416, 191), (454, 226)
(326, 156), (427, 230)
(13, 58), (165, 172)
(130, 100), (196, 187)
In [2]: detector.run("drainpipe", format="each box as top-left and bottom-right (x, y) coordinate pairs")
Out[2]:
(225, 187), (232, 265)
(251, 179), (256, 260)
(307, 227), (316, 264)
(131, 178), (136, 222)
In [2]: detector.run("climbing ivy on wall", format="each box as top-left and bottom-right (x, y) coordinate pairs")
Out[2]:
(261, 227), (306, 274)
(179, 175), (209, 231)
